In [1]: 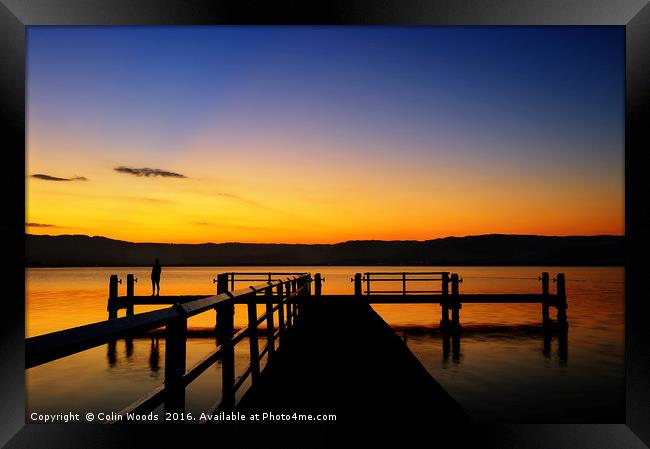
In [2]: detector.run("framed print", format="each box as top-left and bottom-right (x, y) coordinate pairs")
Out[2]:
(1, 1), (649, 448)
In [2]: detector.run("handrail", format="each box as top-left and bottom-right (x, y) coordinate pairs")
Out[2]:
(26, 307), (180, 369)
(113, 273), (310, 420)
(224, 271), (309, 290)
(111, 385), (166, 419)
(362, 271), (450, 275)
(370, 290), (443, 294)
(357, 271), (453, 296)
(227, 272), (310, 275)
(362, 278), (443, 281)
(26, 276), (306, 370)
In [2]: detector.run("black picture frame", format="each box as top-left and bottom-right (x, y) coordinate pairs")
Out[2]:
(1, 1), (649, 447)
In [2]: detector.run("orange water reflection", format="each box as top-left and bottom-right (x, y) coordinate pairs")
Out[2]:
(26, 266), (624, 421)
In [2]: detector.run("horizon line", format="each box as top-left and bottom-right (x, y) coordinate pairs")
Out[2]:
(25, 232), (625, 246)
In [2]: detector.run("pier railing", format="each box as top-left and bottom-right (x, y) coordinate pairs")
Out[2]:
(354, 271), (451, 295)
(26, 273), (312, 420)
(347, 271), (567, 328)
(222, 271), (309, 292)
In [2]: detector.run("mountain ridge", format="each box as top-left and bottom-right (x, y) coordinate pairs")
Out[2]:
(25, 233), (624, 267)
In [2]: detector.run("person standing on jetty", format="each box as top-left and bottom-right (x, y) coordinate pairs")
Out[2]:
(151, 258), (161, 296)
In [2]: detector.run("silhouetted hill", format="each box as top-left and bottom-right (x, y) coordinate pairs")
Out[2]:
(25, 234), (624, 267)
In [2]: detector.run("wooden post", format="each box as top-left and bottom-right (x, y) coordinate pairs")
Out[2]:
(366, 272), (371, 296)
(247, 292), (261, 385)
(215, 273), (232, 331)
(106, 274), (120, 369)
(164, 305), (187, 414)
(354, 273), (362, 297)
(126, 274), (135, 316)
(215, 273), (235, 409)
(107, 274), (119, 319)
(302, 275), (309, 314)
(450, 273), (461, 327)
(556, 273), (567, 325)
(441, 272), (450, 326)
(292, 279), (298, 320)
(217, 273), (229, 295)
(295, 278), (303, 319)
(277, 282), (285, 344)
(402, 272), (406, 295)
(291, 278), (296, 323)
(265, 286), (275, 360)
(285, 279), (293, 328)
(541, 272), (550, 326)
(314, 273), (322, 296)
(302, 277), (308, 317)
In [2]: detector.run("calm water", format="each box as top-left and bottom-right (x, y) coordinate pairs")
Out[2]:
(26, 266), (624, 422)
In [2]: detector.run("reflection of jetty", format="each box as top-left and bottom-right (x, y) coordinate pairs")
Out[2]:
(25, 271), (567, 423)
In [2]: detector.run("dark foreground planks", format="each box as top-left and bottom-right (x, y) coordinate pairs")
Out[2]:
(236, 298), (467, 424)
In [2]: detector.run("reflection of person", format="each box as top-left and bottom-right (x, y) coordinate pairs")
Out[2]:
(149, 337), (160, 373)
(151, 258), (161, 296)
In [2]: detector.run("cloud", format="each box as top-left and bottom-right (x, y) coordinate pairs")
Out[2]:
(139, 197), (175, 204)
(125, 196), (176, 204)
(26, 223), (58, 228)
(31, 174), (87, 181)
(212, 192), (324, 227)
(216, 192), (271, 210)
(192, 221), (274, 231)
(114, 166), (186, 178)
(192, 189), (324, 228)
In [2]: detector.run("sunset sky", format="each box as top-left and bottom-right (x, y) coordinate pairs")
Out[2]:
(26, 26), (624, 244)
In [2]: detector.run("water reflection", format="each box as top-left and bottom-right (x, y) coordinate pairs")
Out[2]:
(107, 340), (117, 367)
(26, 267), (621, 422)
(449, 324), (566, 365)
(104, 323), (569, 380)
(441, 329), (462, 363)
(558, 326), (568, 365)
(106, 336), (159, 370)
(105, 331), (221, 376)
(149, 337), (160, 374)
(125, 337), (134, 359)
(397, 323), (569, 367)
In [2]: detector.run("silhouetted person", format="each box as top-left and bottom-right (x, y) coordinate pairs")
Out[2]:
(151, 258), (161, 296)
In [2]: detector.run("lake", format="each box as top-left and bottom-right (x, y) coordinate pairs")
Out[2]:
(26, 266), (624, 422)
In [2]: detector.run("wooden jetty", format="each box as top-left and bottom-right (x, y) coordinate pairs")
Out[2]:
(25, 270), (568, 423)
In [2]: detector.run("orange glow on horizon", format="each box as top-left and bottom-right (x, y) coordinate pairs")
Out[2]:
(26, 133), (624, 244)
(26, 139), (624, 244)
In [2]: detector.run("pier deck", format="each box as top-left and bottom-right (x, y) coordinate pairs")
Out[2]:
(236, 297), (467, 422)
